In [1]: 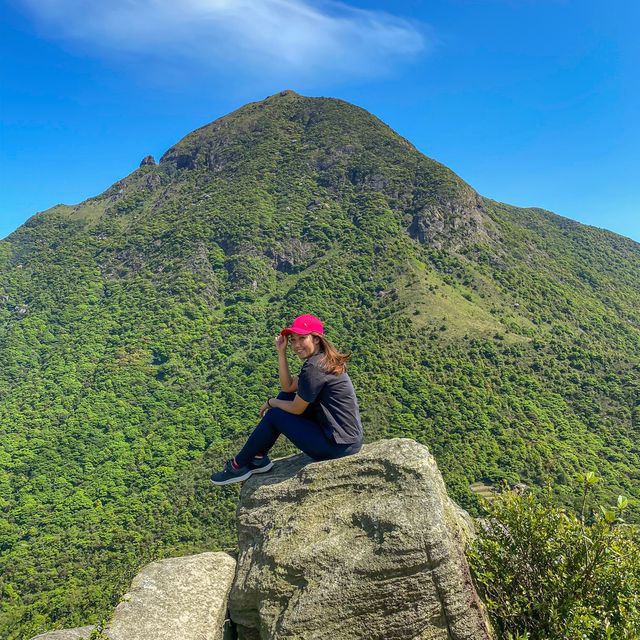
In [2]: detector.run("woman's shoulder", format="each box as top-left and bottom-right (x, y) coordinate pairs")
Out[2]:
(304, 353), (335, 376)
(306, 353), (324, 367)
(312, 354), (353, 378)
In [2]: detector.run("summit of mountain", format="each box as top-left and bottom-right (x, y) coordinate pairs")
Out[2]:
(43, 90), (489, 255)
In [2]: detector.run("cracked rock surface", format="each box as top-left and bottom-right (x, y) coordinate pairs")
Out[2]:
(107, 552), (236, 640)
(229, 438), (493, 640)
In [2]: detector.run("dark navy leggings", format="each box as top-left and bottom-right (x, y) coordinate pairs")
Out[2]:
(235, 391), (362, 466)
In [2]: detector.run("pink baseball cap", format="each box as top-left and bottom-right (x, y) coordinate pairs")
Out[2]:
(281, 314), (324, 336)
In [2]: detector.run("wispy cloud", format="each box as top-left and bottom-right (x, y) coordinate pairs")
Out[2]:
(19, 0), (427, 79)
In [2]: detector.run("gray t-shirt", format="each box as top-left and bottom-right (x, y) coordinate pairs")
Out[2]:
(297, 353), (363, 444)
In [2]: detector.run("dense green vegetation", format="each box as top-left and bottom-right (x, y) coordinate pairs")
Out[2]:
(1, 90), (639, 638)
(468, 474), (640, 639)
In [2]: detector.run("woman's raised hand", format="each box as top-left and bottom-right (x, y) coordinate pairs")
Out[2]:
(275, 334), (288, 353)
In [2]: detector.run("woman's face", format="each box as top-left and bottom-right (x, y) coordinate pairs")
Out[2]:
(290, 333), (320, 359)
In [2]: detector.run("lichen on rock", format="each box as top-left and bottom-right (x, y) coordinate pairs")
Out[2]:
(229, 438), (493, 640)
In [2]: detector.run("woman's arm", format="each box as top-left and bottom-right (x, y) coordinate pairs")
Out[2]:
(279, 353), (299, 392)
(276, 336), (298, 391)
(260, 395), (308, 416)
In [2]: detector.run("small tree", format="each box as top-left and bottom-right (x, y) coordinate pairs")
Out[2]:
(467, 474), (640, 639)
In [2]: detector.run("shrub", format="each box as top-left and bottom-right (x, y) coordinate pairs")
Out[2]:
(467, 474), (640, 639)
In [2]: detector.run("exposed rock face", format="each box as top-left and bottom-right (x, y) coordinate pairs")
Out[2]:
(139, 155), (156, 166)
(29, 553), (236, 640)
(31, 626), (96, 640)
(229, 438), (493, 640)
(264, 237), (314, 273)
(106, 552), (236, 640)
(407, 189), (490, 252)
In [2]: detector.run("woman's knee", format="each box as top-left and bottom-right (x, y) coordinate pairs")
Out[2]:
(264, 406), (288, 425)
(276, 391), (296, 401)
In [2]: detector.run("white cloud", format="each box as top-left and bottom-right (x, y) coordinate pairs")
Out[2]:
(20, 0), (426, 78)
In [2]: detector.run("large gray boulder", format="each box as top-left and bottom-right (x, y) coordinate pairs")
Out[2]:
(106, 552), (236, 640)
(32, 552), (237, 640)
(229, 438), (493, 640)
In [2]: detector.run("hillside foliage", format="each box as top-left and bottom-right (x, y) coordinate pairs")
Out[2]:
(468, 474), (640, 639)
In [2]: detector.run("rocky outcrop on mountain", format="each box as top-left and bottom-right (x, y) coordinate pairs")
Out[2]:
(31, 440), (492, 640)
(31, 553), (236, 640)
(106, 552), (236, 640)
(264, 237), (314, 273)
(230, 438), (493, 640)
(407, 189), (491, 251)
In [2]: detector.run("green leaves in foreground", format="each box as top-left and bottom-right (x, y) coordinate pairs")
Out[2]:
(468, 476), (640, 639)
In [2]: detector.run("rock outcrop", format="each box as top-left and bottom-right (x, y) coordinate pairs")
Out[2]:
(107, 552), (236, 640)
(139, 155), (156, 166)
(230, 438), (493, 639)
(31, 439), (492, 640)
(31, 552), (236, 640)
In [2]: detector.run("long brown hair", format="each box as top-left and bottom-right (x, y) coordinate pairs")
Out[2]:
(311, 333), (351, 375)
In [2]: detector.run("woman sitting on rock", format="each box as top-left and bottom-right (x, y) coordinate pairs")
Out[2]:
(211, 314), (363, 485)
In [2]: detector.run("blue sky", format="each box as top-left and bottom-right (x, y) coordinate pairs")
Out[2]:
(1, 0), (639, 243)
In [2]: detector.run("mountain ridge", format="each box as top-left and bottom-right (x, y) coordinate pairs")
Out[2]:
(14, 90), (640, 257)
